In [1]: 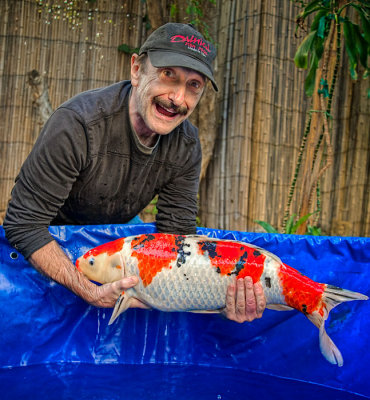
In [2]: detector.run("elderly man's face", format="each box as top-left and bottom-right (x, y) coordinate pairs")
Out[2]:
(129, 54), (206, 136)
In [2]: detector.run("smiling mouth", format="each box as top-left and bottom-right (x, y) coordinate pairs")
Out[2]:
(154, 99), (188, 118)
(156, 103), (178, 118)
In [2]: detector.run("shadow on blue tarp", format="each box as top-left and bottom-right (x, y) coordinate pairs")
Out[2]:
(0, 223), (369, 400)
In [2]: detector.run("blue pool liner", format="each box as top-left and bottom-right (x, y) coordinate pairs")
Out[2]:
(0, 223), (369, 399)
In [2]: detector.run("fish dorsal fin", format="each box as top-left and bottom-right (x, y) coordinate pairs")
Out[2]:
(187, 235), (211, 240)
(266, 304), (294, 311)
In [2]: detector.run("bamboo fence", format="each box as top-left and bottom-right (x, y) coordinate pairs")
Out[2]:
(0, 0), (369, 236)
(199, 0), (369, 236)
(0, 0), (144, 223)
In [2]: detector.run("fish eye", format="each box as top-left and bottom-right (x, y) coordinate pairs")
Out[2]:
(89, 258), (95, 266)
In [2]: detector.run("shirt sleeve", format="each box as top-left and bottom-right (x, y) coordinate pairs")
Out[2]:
(155, 135), (202, 235)
(3, 107), (88, 259)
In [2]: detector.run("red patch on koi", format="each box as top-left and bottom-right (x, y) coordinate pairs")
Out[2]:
(198, 240), (265, 282)
(83, 238), (125, 259)
(279, 263), (325, 314)
(131, 234), (178, 287)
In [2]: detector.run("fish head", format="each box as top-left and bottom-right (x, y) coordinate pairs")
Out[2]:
(75, 238), (125, 284)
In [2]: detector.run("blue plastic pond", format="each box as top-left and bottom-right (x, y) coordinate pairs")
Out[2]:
(0, 223), (369, 399)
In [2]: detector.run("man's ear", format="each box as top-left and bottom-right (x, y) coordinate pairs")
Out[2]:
(131, 54), (140, 87)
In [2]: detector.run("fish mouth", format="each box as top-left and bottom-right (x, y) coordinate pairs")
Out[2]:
(75, 258), (81, 271)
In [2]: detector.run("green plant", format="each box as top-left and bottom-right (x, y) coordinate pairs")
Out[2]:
(294, 0), (369, 96)
(117, 43), (140, 55)
(256, 212), (321, 235)
(185, 0), (216, 41)
(284, 0), (369, 234)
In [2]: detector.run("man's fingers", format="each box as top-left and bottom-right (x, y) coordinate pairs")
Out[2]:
(223, 277), (266, 323)
(222, 278), (237, 320)
(235, 278), (246, 317)
(225, 279), (236, 317)
(114, 276), (139, 293)
(254, 281), (266, 318)
(243, 276), (258, 321)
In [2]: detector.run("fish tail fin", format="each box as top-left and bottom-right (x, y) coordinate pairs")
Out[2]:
(108, 291), (133, 325)
(307, 285), (368, 367)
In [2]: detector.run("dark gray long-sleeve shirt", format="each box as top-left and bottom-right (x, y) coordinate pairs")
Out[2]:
(4, 81), (202, 259)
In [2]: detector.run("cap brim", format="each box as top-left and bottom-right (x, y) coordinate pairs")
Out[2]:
(147, 50), (218, 92)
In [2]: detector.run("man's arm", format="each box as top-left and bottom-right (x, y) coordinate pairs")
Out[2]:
(29, 240), (149, 309)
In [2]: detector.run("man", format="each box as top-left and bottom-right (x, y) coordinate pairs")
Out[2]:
(4, 23), (265, 323)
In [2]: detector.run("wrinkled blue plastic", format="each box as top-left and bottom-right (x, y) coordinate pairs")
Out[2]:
(0, 224), (369, 399)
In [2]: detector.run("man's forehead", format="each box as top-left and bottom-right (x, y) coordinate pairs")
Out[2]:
(145, 57), (206, 82)
(162, 65), (206, 80)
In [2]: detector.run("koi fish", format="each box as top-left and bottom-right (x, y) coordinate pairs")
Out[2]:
(76, 233), (368, 366)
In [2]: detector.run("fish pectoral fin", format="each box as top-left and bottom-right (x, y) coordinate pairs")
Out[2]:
(108, 291), (134, 325)
(266, 304), (294, 311)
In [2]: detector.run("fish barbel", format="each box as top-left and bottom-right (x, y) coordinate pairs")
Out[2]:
(76, 233), (368, 366)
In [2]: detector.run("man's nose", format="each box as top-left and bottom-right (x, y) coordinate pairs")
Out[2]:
(168, 84), (186, 106)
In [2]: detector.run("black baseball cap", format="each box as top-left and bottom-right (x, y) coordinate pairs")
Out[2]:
(139, 23), (218, 91)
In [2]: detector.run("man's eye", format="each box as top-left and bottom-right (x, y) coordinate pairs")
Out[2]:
(163, 69), (174, 78)
(189, 80), (203, 92)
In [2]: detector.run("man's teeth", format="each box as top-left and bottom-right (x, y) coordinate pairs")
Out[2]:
(157, 104), (177, 117)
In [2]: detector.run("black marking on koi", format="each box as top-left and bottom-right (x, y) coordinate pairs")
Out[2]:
(265, 277), (271, 288)
(253, 250), (261, 257)
(229, 251), (249, 276)
(302, 304), (308, 315)
(175, 236), (191, 268)
(132, 234), (156, 250)
(199, 241), (219, 260)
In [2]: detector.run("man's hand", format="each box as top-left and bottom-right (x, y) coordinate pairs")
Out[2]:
(92, 276), (150, 310)
(222, 276), (266, 323)
(29, 241), (150, 311)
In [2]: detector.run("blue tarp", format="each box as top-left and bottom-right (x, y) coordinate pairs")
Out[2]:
(0, 223), (369, 399)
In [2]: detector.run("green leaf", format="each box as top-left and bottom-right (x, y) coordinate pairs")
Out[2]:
(307, 225), (322, 236)
(318, 78), (329, 97)
(285, 214), (297, 234)
(343, 21), (359, 79)
(291, 212), (314, 234)
(350, 4), (370, 45)
(294, 30), (317, 69)
(117, 43), (139, 54)
(304, 0), (321, 14)
(297, 1), (324, 22)
(254, 220), (278, 233)
(170, 4), (177, 18)
(311, 9), (330, 33)
(305, 60), (318, 95)
(352, 23), (369, 69)
(317, 15), (327, 38)
(304, 37), (323, 97)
